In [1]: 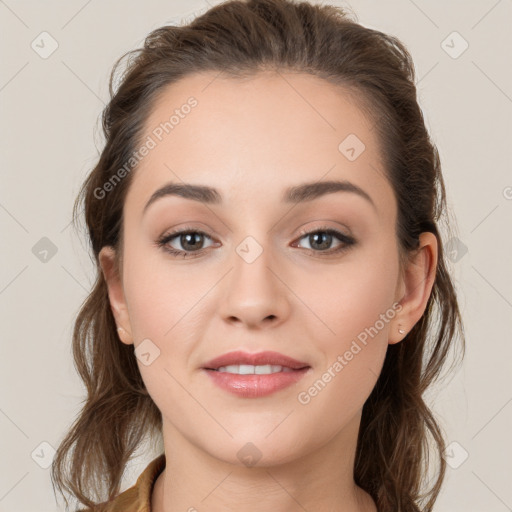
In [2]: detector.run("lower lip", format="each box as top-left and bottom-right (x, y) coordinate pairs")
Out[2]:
(202, 368), (310, 398)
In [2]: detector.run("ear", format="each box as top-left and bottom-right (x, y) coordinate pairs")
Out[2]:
(389, 232), (438, 345)
(99, 246), (134, 345)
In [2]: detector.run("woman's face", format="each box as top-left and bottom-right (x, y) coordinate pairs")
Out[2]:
(101, 71), (421, 466)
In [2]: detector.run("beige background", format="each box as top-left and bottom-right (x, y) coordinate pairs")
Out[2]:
(1, 0), (511, 510)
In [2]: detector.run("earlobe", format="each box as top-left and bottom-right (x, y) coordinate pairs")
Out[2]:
(98, 246), (134, 345)
(389, 232), (438, 345)
(116, 326), (133, 345)
(388, 323), (407, 346)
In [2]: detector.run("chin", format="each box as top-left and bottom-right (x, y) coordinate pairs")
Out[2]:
(203, 435), (310, 469)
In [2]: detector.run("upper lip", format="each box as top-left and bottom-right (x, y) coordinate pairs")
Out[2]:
(202, 350), (310, 370)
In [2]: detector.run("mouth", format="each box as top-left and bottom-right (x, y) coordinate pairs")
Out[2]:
(209, 364), (302, 374)
(201, 350), (311, 398)
(201, 349), (310, 372)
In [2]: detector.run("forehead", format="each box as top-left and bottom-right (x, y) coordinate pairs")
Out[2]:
(124, 70), (395, 223)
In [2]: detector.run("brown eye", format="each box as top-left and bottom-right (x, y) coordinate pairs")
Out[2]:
(156, 229), (215, 258)
(294, 227), (356, 255)
(176, 232), (207, 251)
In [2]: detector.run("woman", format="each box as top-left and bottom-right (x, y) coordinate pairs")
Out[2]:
(51, 0), (465, 510)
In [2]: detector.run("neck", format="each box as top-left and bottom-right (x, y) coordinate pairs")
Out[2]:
(151, 411), (377, 512)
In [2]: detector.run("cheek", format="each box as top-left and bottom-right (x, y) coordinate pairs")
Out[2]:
(122, 241), (208, 340)
(294, 246), (398, 410)
(121, 249), (208, 419)
(303, 244), (399, 348)
(122, 243), (213, 384)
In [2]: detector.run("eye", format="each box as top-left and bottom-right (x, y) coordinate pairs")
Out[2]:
(155, 225), (356, 259)
(156, 228), (216, 259)
(293, 226), (356, 256)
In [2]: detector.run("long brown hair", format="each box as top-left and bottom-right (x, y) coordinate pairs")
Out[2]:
(51, 0), (465, 510)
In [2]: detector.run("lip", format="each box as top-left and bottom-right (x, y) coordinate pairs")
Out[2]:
(201, 350), (311, 398)
(201, 350), (310, 370)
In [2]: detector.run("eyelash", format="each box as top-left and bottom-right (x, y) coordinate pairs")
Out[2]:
(155, 225), (356, 259)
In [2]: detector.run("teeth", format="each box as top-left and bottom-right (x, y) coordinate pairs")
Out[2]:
(216, 364), (294, 374)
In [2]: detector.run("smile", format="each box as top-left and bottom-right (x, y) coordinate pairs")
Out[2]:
(215, 364), (294, 374)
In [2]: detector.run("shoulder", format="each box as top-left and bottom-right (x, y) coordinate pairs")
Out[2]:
(76, 453), (166, 512)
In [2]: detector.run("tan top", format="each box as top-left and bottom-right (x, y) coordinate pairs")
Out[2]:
(80, 453), (166, 512)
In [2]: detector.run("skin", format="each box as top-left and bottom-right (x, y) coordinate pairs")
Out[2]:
(99, 71), (437, 512)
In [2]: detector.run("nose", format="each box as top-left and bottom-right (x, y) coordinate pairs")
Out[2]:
(217, 241), (291, 329)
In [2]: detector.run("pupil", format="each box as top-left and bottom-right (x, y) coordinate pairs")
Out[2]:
(182, 233), (202, 251)
(311, 232), (331, 250)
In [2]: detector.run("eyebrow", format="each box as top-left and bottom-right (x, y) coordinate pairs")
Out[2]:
(143, 179), (376, 215)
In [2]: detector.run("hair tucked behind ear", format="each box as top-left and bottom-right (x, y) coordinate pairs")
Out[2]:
(51, 0), (465, 510)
